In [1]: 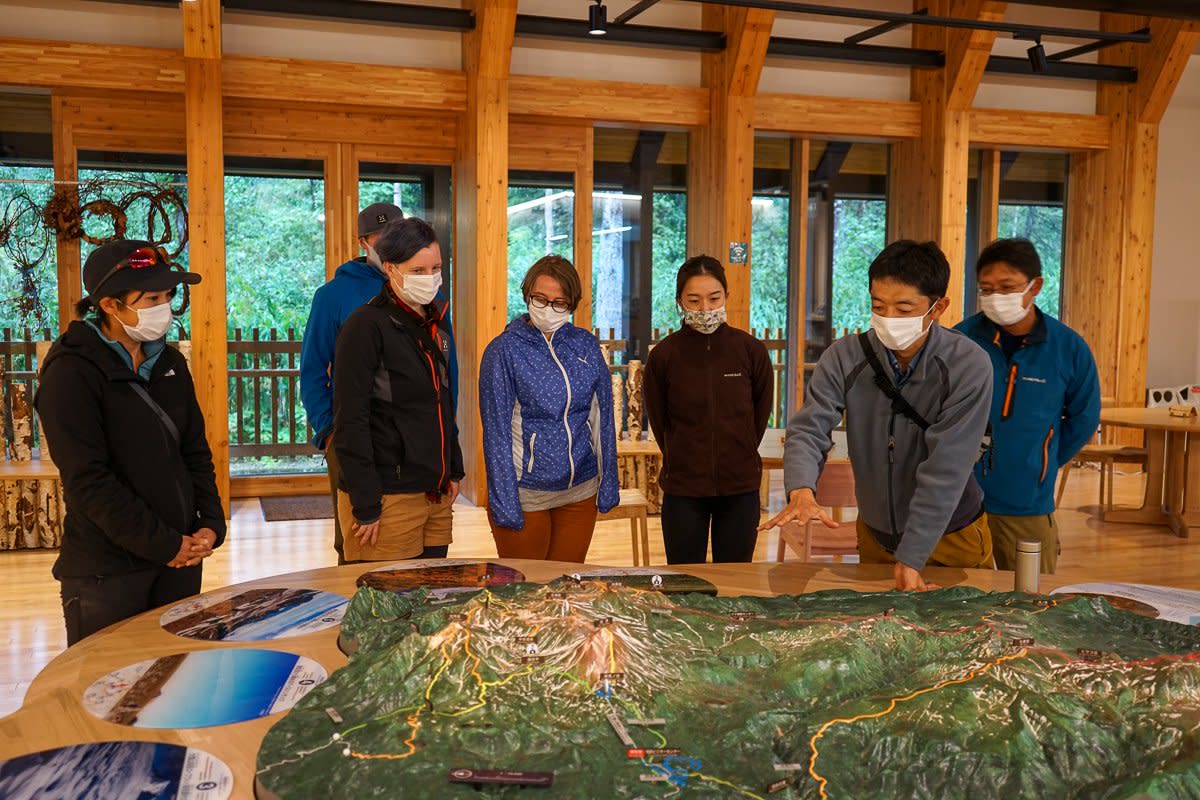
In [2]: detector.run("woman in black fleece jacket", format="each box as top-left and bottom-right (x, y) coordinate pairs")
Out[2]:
(35, 239), (224, 645)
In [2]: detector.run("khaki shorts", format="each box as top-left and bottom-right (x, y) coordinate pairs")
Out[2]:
(337, 490), (453, 562)
(857, 514), (993, 570)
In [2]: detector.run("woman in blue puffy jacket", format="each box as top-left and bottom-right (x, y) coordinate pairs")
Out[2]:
(479, 255), (620, 562)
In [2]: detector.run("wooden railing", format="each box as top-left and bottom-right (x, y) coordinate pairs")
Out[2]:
(594, 326), (790, 430)
(227, 328), (314, 462)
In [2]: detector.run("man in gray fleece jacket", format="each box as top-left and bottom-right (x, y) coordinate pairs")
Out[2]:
(762, 240), (994, 591)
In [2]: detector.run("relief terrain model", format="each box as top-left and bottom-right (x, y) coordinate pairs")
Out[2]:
(257, 580), (1200, 798)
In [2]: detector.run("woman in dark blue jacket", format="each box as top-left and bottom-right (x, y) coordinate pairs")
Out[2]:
(479, 255), (619, 562)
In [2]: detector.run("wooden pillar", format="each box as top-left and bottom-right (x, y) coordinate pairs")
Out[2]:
(689, 6), (774, 331)
(889, 0), (1004, 326)
(978, 148), (1001, 250)
(787, 137), (811, 411)
(456, 0), (517, 504)
(325, 143), (359, 281)
(50, 94), (79, 334)
(574, 127), (595, 332)
(183, 0), (230, 514)
(1065, 16), (1199, 422)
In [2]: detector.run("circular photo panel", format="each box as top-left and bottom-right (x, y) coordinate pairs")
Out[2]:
(0, 741), (232, 800)
(83, 649), (326, 729)
(559, 567), (718, 595)
(356, 559), (526, 600)
(160, 588), (348, 642)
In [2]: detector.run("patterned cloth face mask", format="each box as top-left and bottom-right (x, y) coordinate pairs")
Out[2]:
(682, 306), (727, 335)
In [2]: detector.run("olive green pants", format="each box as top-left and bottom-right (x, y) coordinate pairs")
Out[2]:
(988, 513), (1059, 574)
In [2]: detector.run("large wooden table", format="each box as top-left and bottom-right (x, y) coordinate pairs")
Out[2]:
(1100, 407), (1200, 537)
(0, 558), (1170, 791)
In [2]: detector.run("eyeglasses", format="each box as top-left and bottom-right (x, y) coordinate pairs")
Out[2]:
(91, 246), (168, 295)
(529, 294), (571, 314)
(976, 283), (1029, 298)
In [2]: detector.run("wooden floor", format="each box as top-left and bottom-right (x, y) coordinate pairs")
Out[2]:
(2, 467), (1198, 719)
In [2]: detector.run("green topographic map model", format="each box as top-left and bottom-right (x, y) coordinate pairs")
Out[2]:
(256, 581), (1200, 799)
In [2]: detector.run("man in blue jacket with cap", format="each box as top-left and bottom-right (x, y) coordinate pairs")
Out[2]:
(956, 238), (1099, 574)
(300, 202), (459, 563)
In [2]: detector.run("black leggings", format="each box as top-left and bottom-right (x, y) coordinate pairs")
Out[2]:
(60, 565), (202, 647)
(660, 492), (760, 564)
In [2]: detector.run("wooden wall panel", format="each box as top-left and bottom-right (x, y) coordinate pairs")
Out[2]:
(969, 108), (1111, 150)
(0, 37), (183, 93)
(221, 55), (466, 112)
(754, 94), (922, 139)
(574, 127), (595, 333)
(509, 75), (708, 127)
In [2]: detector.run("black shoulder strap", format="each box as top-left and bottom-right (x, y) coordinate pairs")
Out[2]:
(857, 332), (931, 431)
(129, 381), (181, 444)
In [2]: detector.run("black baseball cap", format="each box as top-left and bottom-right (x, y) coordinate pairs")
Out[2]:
(83, 239), (202, 301)
(358, 202), (403, 238)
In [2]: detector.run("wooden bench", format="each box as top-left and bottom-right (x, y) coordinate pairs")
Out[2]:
(598, 488), (651, 566)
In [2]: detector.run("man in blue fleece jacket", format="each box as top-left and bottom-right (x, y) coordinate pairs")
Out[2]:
(300, 202), (459, 563)
(956, 238), (1099, 574)
(763, 240), (994, 591)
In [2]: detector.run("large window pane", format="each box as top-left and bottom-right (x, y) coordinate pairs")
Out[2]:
(593, 129), (687, 358)
(507, 171), (573, 322)
(224, 157), (325, 476)
(806, 141), (889, 369)
(0, 164), (57, 332)
(998, 152), (1067, 318)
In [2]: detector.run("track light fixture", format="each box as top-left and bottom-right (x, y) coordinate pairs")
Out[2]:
(588, 0), (607, 36)
(1026, 37), (1048, 73)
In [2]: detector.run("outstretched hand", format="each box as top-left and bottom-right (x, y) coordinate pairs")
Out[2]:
(894, 562), (940, 592)
(758, 488), (838, 532)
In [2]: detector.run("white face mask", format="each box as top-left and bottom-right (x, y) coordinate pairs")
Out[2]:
(870, 304), (937, 352)
(528, 302), (572, 334)
(392, 271), (442, 307)
(118, 301), (174, 343)
(682, 306), (727, 335)
(979, 284), (1032, 327)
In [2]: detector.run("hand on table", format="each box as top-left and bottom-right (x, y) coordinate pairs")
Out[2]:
(758, 488), (838, 532)
(894, 562), (940, 592)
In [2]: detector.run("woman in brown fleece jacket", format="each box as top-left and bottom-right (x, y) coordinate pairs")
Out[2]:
(643, 255), (774, 564)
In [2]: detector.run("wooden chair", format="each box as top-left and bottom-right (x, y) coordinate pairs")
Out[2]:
(1056, 442), (1148, 513)
(598, 488), (651, 566)
(1056, 399), (1147, 513)
(774, 461), (858, 562)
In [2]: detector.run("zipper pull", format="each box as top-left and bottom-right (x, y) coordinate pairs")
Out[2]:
(888, 435), (895, 464)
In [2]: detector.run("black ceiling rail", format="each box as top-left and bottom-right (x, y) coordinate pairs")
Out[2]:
(986, 54), (1136, 80)
(675, 0), (1152, 43)
(1002, 0), (1200, 22)
(767, 37), (945, 67)
(222, 0), (474, 30)
(1048, 27), (1149, 61)
(614, 0), (665, 26)
(515, 15), (725, 51)
(844, 8), (929, 45)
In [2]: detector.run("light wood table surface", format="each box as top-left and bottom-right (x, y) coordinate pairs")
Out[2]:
(0, 558), (1156, 791)
(1100, 407), (1200, 537)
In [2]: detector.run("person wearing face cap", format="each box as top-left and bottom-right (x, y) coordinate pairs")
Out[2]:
(34, 239), (225, 645)
(954, 238), (1099, 574)
(479, 255), (619, 562)
(300, 202), (459, 565)
(642, 255), (774, 564)
(762, 240), (994, 591)
(332, 217), (462, 563)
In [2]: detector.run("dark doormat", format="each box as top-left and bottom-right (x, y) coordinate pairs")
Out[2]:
(260, 494), (335, 522)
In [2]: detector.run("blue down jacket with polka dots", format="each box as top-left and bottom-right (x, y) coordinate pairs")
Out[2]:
(479, 316), (620, 531)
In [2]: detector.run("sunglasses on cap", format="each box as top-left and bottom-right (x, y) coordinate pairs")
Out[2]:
(91, 245), (169, 296)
